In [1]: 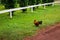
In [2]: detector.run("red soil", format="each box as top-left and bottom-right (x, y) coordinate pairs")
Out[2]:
(24, 22), (60, 40)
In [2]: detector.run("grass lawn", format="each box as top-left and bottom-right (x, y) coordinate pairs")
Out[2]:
(0, 5), (60, 40)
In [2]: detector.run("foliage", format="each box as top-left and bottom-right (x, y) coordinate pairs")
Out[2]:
(36, 0), (41, 5)
(1, 0), (16, 15)
(18, 0), (28, 12)
(42, 0), (54, 3)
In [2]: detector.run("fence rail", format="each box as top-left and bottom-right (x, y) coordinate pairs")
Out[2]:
(0, 2), (59, 18)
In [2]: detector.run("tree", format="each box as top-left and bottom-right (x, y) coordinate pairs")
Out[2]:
(48, 0), (54, 3)
(42, 0), (54, 3)
(28, 0), (36, 5)
(1, 0), (7, 5)
(35, 0), (41, 8)
(42, 0), (54, 6)
(0, 0), (1, 4)
(42, 0), (48, 3)
(28, 0), (36, 10)
(18, 0), (28, 13)
(1, 0), (16, 15)
(36, 0), (41, 5)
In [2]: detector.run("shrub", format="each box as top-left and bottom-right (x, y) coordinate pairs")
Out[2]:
(42, 0), (54, 3)
(18, 0), (28, 12)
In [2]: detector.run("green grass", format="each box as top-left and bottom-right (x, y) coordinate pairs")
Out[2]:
(0, 5), (60, 40)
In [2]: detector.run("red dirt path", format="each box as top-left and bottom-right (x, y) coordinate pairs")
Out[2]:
(24, 22), (60, 40)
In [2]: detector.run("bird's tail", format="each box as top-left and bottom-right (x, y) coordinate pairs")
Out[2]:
(38, 21), (42, 24)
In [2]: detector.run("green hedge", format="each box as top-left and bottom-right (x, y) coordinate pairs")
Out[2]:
(28, 0), (36, 5)
(18, 0), (28, 12)
(1, 0), (15, 9)
(42, 0), (54, 3)
(1, 0), (16, 15)
(36, 0), (41, 5)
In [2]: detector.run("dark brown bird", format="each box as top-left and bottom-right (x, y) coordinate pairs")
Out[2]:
(34, 20), (42, 26)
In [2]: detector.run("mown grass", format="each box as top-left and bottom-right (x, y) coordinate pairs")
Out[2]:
(0, 5), (60, 40)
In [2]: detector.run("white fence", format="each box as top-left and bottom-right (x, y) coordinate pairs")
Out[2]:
(0, 2), (58, 18)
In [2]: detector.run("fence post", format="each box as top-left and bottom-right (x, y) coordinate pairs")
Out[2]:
(31, 7), (33, 12)
(44, 5), (46, 9)
(52, 2), (54, 6)
(10, 11), (12, 18)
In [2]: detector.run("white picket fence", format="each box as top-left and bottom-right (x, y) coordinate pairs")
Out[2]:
(0, 2), (57, 18)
